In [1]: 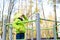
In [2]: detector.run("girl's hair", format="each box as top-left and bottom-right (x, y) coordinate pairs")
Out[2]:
(18, 17), (23, 21)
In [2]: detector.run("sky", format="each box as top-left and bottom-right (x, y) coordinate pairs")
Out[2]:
(0, 0), (60, 21)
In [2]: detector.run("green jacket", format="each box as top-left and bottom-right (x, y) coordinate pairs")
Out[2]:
(12, 15), (28, 33)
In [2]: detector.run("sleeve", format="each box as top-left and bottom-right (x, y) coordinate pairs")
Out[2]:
(12, 19), (20, 30)
(22, 15), (29, 31)
(23, 15), (28, 21)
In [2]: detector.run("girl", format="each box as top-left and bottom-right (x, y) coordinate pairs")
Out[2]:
(12, 14), (28, 40)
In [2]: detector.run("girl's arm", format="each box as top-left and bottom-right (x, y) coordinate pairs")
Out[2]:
(22, 15), (28, 21)
(12, 19), (20, 29)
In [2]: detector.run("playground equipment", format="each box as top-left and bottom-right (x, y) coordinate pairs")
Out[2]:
(2, 13), (60, 40)
(0, 0), (60, 40)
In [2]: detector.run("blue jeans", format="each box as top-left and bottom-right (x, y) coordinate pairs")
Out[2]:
(16, 33), (25, 39)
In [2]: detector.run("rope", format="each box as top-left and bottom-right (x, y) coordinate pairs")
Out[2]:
(6, 18), (60, 26)
(40, 18), (60, 23)
(6, 22), (60, 31)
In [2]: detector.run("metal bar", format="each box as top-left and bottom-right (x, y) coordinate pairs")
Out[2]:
(8, 0), (14, 22)
(2, 0), (6, 40)
(36, 13), (41, 40)
(53, 25), (57, 40)
(9, 24), (12, 40)
(8, 0), (15, 40)
(2, 17), (7, 40)
(53, 0), (57, 40)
